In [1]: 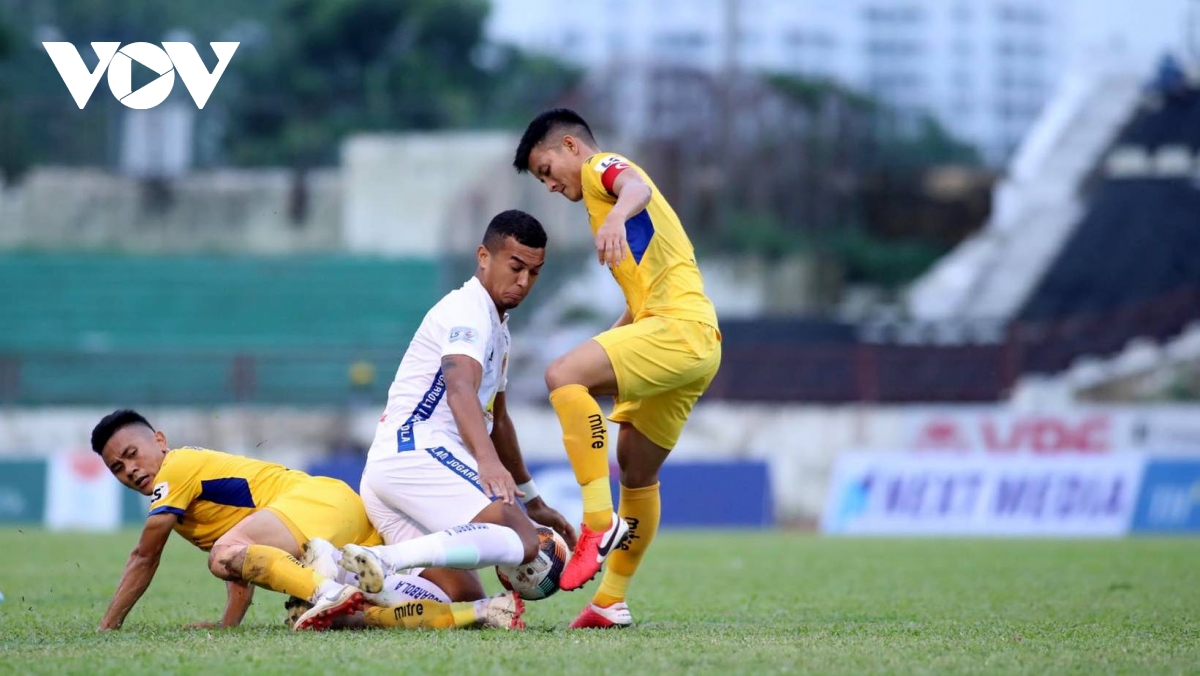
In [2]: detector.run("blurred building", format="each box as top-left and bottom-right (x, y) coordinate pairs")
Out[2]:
(487, 0), (1191, 164)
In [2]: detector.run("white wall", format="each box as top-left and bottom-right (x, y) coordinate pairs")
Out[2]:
(0, 132), (591, 256)
(0, 167), (341, 254)
(341, 132), (586, 256)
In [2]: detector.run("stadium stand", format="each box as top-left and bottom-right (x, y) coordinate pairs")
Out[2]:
(907, 68), (1144, 321)
(3, 76), (1197, 406)
(0, 254), (440, 405)
(1013, 82), (1200, 375)
(710, 74), (1200, 403)
(1019, 181), (1200, 323)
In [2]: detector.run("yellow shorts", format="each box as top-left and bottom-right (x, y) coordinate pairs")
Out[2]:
(594, 316), (722, 449)
(265, 476), (383, 549)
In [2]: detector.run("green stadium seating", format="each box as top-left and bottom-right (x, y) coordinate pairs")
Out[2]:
(0, 253), (442, 405)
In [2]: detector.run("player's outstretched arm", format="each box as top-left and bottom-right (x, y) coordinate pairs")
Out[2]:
(596, 169), (653, 268)
(220, 580), (255, 628)
(490, 392), (577, 547)
(183, 581), (253, 630)
(488, 391), (533, 487)
(441, 354), (519, 504)
(182, 578), (253, 633)
(96, 513), (174, 631)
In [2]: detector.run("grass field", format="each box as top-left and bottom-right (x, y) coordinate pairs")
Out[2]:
(1, 529), (1198, 675)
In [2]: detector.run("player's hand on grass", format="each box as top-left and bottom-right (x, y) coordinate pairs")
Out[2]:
(596, 215), (628, 268)
(525, 498), (578, 549)
(183, 621), (221, 630)
(478, 459), (519, 505)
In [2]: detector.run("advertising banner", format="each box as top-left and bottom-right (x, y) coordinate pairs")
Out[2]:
(0, 460), (48, 525)
(906, 409), (1119, 454)
(308, 457), (774, 528)
(1131, 460), (1200, 533)
(905, 407), (1200, 455)
(45, 452), (122, 531)
(526, 461), (774, 529)
(822, 452), (1145, 536)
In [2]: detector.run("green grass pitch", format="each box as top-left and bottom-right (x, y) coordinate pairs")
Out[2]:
(1, 529), (1197, 675)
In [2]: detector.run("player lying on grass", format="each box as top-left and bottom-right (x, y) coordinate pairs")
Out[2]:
(91, 409), (522, 631)
(334, 210), (577, 594)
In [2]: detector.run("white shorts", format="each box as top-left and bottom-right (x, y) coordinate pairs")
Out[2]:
(360, 437), (493, 546)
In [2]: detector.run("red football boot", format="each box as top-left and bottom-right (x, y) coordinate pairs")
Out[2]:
(559, 512), (630, 591)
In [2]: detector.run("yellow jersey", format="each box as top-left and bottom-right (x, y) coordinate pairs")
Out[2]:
(147, 447), (337, 551)
(581, 153), (719, 329)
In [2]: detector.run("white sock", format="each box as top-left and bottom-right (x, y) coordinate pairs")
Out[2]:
(311, 578), (343, 603)
(372, 523), (525, 572)
(327, 550), (359, 586)
(470, 597), (492, 623)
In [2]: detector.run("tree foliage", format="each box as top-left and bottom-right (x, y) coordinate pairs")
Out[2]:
(0, 0), (580, 174)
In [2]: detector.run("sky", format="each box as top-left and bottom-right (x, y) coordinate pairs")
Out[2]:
(486, 0), (1198, 75)
(1065, 0), (1194, 71)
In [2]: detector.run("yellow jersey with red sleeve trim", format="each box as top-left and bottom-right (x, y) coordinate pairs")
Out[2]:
(147, 447), (323, 551)
(580, 153), (719, 329)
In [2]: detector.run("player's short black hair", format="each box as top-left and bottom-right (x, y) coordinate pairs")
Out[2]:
(483, 209), (547, 251)
(513, 108), (597, 173)
(91, 409), (154, 455)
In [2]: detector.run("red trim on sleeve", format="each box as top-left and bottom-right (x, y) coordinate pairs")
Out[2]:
(600, 162), (629, 195)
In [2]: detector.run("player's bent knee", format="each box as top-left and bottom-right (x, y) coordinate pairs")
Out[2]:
(207, 545), (243, 581)
(518, 526), (540, 563)
(544, 356), (576, 392)
(473, 501), (540, 563)
(503, 507), (541, 563)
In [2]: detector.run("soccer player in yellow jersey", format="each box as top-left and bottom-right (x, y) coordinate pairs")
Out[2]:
(514, 109), (722, 628)
(91, 409), (523, 631)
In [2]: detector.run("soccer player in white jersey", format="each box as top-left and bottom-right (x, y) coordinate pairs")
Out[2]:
(335, 210), (577, 595)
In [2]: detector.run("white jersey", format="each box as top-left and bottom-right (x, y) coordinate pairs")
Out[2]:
(369, 276), (510, 458)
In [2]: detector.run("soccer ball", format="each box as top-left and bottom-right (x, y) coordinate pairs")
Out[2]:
(495, 526), (570, 600)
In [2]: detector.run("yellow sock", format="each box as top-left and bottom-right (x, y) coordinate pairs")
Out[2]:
(593, 483), (660, 607)
(549, 383), (613, 531)
(241, 544), (326, 601)
(362, 600), (477, 630)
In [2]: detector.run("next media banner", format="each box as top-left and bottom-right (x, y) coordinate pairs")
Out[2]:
(821, 452), (1146, 536)
(1131, 459), (1200, 533)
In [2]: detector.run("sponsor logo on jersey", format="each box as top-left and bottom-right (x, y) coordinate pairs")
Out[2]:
(594, 155), (626, 172)
(449, 326), (478, 344)
(151, 481), (169, 503)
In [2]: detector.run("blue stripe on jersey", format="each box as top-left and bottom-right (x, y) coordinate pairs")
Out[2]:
(425, 446), (488, 496)
(197, 477), (256, 509)
(397, 368), (447, 451)
(625, 209), (655, 265)
(149, 505), (185, 522)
